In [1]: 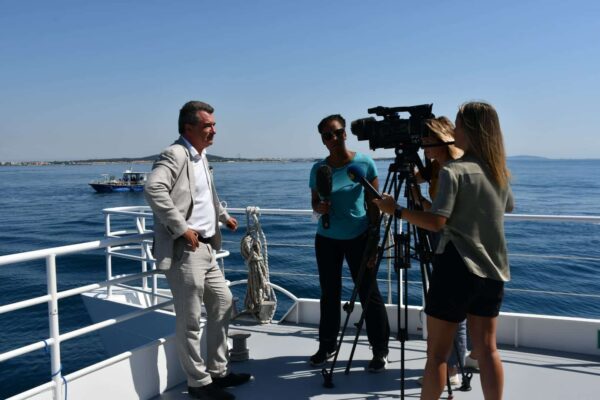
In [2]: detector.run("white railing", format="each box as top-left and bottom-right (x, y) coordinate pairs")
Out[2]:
(103, 206), (306, 320)
(224, 207), (600, 306)
(0, 233), (162, 400)
(1, 206), (599, 399)
(103, 205), (155, 299)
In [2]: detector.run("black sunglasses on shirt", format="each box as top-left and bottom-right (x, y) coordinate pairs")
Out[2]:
(320, 128), (345, 141)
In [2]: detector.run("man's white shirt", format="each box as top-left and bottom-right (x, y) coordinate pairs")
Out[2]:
(181, 136), (216, 237)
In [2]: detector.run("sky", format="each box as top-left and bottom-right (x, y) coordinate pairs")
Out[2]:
(1, 0), (599, 161)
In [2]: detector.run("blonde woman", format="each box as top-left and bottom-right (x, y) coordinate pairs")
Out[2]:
(414, 117), (467, 387)
(374, 102), (513, 400)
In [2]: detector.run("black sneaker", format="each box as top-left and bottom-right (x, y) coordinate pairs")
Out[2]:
(188, 383), (235, 400)
(309, 349), (335, 367)
(212, 372), (253, 388)
(368, 354), (388, 373)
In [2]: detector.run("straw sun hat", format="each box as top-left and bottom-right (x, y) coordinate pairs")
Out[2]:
(425, 117), (464, 160)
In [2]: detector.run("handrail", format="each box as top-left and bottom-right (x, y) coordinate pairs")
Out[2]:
(0, 270), (157, 315)
(0, 232), (158, 400)
(103, 206), (600, 302)
(103, 205), (600, 223)
(0, 233), (152, 266)
(2, 205), (599, 399)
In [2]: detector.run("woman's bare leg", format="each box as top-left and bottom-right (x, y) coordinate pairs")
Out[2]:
(468, 315), (503, 400)
(420, 316), (458, 400)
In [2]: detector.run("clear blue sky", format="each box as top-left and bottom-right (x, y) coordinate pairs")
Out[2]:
(1, 0), (599, 161)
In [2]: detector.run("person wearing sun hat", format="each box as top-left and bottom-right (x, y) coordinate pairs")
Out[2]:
(411, 116), (468, 388)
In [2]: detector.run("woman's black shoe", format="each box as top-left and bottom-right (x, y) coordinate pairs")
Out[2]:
(309, 349), (335, 367)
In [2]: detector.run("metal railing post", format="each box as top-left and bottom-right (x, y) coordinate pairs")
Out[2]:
(46, 254), (63, 400)
(386, 225), (393, 304)
(105, 213), (113, 297)
(143, 239), (158, 306)
(398, 221), (404, 308)
(106, 254), (113, 298)
(137, 216), (148, 291)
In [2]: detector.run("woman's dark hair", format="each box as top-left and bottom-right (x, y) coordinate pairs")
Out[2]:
(317, 114), (346, 133)
(178, 101), (214, 134)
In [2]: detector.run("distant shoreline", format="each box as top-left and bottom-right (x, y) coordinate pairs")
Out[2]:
(0, 156), (317, 167)
(1, 154), (598, 166)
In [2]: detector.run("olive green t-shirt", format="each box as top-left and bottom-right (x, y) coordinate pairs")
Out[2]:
(430, 155), (514, 282)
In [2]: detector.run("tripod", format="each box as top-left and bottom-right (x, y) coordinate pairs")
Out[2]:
(321, 145), (471, 398)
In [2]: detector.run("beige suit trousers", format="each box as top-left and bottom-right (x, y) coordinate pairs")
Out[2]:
(165, 240), (233, 387)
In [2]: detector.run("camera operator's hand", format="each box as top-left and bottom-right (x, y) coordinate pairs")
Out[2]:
(409, 184), (430, 210)
(372, 193), (396, 215)
(410, 185), (422, 205)
(314, 200), (331, 215)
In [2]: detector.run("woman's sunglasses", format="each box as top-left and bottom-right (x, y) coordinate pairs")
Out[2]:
(320, 128), (345, 141)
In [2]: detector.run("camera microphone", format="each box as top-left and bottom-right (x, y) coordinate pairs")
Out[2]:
(316, 165), (333, 229)
(347, 164), (383, 200)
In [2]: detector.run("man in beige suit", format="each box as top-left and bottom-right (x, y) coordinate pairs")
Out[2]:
(145, 101), (251, 400)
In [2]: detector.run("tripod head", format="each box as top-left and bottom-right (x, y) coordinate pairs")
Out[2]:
(386, 144), (426, 175)
(383, 145), (429, 206)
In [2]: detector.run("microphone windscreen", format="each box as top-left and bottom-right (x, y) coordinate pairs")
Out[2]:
(347, 164), (365, 182)
(316, 164), (333, 197)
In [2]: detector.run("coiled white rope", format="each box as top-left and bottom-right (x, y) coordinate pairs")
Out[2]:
(240, 206), (277, 323)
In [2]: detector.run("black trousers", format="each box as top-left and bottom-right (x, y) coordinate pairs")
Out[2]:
(315, 231), (390, 355)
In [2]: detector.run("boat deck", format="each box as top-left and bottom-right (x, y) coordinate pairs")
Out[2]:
(155, 320), (600, 400)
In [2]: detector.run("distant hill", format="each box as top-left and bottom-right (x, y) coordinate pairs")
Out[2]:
(508, 155), (550, 160)
(0, 153), (293, 166)
(68, 154), (234, 163)
(1, 154), (561, 167)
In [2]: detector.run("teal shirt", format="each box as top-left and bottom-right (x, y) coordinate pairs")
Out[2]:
(309, 152), (378, 240)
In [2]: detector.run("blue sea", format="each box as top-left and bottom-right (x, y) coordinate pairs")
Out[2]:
(1, 159), (599, 397)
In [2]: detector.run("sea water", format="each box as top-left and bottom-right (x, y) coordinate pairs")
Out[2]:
(0, 159), (599, 397)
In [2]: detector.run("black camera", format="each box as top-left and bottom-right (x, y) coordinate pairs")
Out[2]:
(350, 104), (434, 150)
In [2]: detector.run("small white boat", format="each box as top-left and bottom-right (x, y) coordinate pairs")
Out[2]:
(89, 170), (148, 193)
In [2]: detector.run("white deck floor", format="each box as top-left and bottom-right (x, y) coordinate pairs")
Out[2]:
(155, 321), (600, 400)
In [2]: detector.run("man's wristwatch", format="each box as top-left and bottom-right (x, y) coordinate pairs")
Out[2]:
(394, 205), (404, 219)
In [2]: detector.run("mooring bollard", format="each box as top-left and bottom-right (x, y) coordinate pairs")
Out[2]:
(229, 331), (251, 361)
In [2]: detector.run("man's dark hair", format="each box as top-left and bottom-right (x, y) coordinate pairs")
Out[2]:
(178, 101), (215, 134)
(317, 114), (346, 134)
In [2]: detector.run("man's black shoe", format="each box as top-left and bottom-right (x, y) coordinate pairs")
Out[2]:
(212, 372), (253, 388)
(187, 383), (235, 400)
(309, 349), (335, 367)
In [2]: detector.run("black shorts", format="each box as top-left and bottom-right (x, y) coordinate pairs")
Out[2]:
(424, 242), (504, 323)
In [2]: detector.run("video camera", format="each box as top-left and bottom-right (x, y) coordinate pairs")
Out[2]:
(350, 104), (434, 150)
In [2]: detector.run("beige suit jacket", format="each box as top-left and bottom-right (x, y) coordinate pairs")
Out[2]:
(144, 137), (231, 270)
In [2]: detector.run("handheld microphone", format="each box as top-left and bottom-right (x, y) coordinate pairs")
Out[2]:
(315, 164), (333, 229)
(347, 164), (383, 199)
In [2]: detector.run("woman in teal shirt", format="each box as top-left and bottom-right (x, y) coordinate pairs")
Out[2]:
(308, 114), (390, 372)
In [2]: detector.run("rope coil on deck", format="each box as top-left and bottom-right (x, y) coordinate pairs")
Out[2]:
(240, 206), (277, 323)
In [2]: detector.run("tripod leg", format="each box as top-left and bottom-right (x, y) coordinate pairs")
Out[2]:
(446, 369), (454, 399)
(345, 310), (366, 374)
